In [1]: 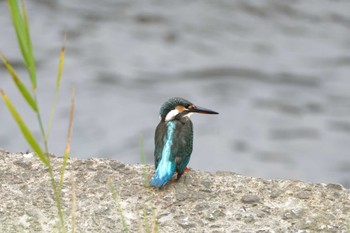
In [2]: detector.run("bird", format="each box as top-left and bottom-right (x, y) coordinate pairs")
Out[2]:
(150, 97), (218, 187)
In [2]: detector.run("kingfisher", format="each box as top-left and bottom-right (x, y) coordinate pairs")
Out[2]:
(150, 97), (218, 187)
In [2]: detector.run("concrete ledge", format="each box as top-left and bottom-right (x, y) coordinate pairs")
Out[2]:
(1, 151), (349, 232)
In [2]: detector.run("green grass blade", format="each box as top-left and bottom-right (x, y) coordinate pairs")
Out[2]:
(20, 0), (36, 89)
(0, 89), (48, 166)
(8, 0), (37, 89)
(59, 85), (75, 190)
(7, 0), (27, 63)
(0, 51), (38, 112)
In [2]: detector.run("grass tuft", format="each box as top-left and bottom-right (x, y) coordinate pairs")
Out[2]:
(1, 0), (74, 232)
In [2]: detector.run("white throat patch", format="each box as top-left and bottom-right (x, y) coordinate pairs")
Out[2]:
(165, 109), (179, 121)
(165, 109), (193, 121)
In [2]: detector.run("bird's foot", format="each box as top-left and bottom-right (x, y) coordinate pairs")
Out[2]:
(184, 167), (191, 172)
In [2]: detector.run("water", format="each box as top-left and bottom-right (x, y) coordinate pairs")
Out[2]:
(1, 0), (350, 187)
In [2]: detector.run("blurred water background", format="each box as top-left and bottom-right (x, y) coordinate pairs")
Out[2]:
(1, 0), (350, 187)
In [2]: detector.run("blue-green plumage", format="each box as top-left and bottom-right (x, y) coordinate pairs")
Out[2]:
(151, 97), (218, 187)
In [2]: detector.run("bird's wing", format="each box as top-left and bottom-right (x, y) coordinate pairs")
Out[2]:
(172, 119), (193, 174)
(154, 121), (166, 168)
(151, 121), (178, 187)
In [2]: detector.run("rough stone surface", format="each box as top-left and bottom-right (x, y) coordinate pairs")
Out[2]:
(1, 151), (350, 232)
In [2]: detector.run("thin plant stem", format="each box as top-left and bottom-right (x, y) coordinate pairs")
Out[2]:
(108, 177), (129, 233)
(139, 133), (150, 188)
(70, 171), (77, 233)
(138, 133), (159, 233)
(36, 103), (49, 153)
(47, 33), (66, 141)
(48, 168), (66, 233)
(59, 84), (75, 191)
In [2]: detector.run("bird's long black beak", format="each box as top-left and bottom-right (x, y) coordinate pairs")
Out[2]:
(189, 106), (219, 115)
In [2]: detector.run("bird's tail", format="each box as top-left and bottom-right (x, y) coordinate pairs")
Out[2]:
(150, 161), (176, 187)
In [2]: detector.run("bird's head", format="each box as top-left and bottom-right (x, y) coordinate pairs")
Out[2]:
(159, 97), (219, 122)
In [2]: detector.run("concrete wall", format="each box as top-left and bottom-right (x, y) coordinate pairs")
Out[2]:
(1, 151), (349, 232)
